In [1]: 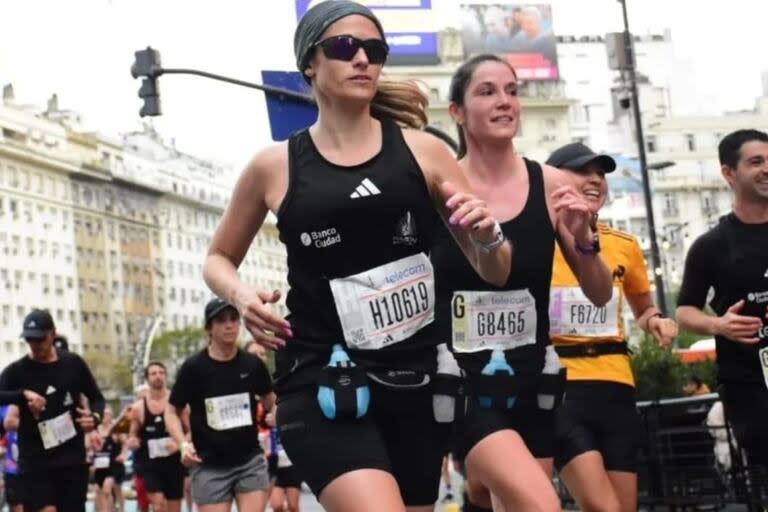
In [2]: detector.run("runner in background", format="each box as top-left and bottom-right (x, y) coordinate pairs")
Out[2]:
(1, 405), (22, 512)
(546, 142), (678, 512)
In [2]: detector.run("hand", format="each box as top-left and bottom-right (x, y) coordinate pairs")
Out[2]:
(116, 454), (126, 464)
(235, 287), (291, 350)
(88, 431), (104, 451)
(440, 181), (498, 245)
(76, 407), (97, 432)
(552, 186), (594, 246)
(180, 442), (202, 467)
(166, 438), (179, 454)
(648, 316), (678, 347)
(714, 300), (764, 344)
(126, 436), (140, 450)
(22, 390), (46, 418)
(265, 412), (276, 428)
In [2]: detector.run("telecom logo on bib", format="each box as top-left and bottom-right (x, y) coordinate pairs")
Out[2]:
(393, 211), (418, 246)
(300, 226), (341, 249)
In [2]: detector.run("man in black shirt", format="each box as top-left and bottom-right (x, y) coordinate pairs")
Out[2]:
(0, 309), (105, 511)
(167, 298), (275, 511)
(677, 129), (768, 467)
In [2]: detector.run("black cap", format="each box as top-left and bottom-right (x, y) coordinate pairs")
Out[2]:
(204, 298), (238, 326)
(546, 142), (616, 174)
(21, 309), (55, 340)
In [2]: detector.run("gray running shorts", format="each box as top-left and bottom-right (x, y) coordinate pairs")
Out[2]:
(190, 453), (269, 505)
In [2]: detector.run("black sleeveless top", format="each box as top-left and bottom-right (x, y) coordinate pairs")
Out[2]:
(432, 159), (555, 376)
(275, 117), (441, 391)
(136, 398), (178, 468)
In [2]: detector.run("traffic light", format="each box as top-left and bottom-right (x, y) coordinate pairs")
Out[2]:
(131, 47), (162, 117)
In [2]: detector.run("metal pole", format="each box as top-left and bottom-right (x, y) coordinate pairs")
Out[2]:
(619, 0), (668, 316)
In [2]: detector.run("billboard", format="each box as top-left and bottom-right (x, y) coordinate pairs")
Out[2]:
(460, 4), (559, 80)
(295, 0), (439, 65)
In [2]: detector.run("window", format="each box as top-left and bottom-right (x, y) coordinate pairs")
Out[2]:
(685, 133), (695, 151)
(663, 193), (679, 216)
(646, 135), (657, 153)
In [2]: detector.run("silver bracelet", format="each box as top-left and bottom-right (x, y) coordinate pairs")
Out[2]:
(471, 220), (506, 254)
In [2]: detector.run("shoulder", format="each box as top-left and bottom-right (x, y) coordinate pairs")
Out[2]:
(62, 351), (87, 368)
(241, 141), (289, 183)
(598, 224), (639, 248)
(689, 222), (726, 256)
(179, 350), (205, 373)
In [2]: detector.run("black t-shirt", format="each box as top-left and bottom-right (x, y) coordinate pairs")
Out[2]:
(677, 213), (768, 384)
(0, 352), (105, 471)
(169, 348), (272, 467)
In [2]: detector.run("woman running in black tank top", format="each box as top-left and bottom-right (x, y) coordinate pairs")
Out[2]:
(202, 4), (512, 511)
(432, 55), (614, 512)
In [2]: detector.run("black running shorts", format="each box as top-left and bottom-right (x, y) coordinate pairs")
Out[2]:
(554, 380), (640, 472)
(277, 380), (451, 507)
(142, 459), (185, 501)
(455, 393), (556, 462)
(21, 464), (89, 512)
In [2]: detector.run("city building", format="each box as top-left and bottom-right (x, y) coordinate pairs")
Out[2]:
(0, 87), (287, 368)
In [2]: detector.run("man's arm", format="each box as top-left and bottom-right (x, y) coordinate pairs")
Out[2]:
(3, 405), (19, 433)
(77, 356), (106, 419)
(126, 400), (143, 450)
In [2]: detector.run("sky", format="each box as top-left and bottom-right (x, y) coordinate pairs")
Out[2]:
(2, 0), (767, 169)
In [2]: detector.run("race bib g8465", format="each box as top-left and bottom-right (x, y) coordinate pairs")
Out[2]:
(93, 453), (110, 469)
(451, 289), (538, 353)
(550, 286), (621, 338)
(330, 253), (435, 350)
(38, 411), (77, 450)
(205, 393), (252, 431)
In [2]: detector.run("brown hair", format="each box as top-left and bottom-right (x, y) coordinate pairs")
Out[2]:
(449, 54), (517, 159)
(371, 79), (428, 129)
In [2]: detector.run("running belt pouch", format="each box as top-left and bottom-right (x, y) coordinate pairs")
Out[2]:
(431, 373), (463, 397)
(317, 365), (369, 421)
(538, 368), (568, 408)
(470, 373), (519, 410)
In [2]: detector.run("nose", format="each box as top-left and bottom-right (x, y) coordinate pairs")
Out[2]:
(351, 47), (369, 67)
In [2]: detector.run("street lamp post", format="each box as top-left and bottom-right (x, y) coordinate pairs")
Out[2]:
(617, 0), (669, 316)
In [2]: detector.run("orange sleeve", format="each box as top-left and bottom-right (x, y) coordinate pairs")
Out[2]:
(622, 237), (651, 296)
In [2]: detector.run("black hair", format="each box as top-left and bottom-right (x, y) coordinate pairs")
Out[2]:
(718, 129), (768, 169)
(448, 54), (518, 159)
(144, 360), (166, 379)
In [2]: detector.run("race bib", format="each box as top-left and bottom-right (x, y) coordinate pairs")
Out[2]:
(205, 392), (252, 431)
(277, 447), (292, 468)
(330, 253), (435, 350)
(451, 290), (538, 353)
(94, 453), (110, 469)
(38, 411), (77, 450)
(760, 347), (768, 391)
(549, 286), (621, 337)
(148, 437), (173, 459)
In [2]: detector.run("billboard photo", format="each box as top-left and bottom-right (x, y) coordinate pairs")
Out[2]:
(295, 0), (439, 66)
(460, 4), (559, 80)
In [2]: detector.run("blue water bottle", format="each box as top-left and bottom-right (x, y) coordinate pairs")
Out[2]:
(479, 349), (516, 409)
(317, 344), (370, 420)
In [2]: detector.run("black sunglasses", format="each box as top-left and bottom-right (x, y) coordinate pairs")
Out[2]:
(314, 35), (389, 65)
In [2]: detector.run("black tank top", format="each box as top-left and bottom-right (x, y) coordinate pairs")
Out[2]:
(136, 398), (178, 466)
(93, 431), (120, 471)
(432, 159), (555, 376)
(275, 117), (440, 389)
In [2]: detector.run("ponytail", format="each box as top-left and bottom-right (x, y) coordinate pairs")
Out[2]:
(372, 79), (428, 129)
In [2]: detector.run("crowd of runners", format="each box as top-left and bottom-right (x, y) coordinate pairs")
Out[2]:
(0, 2), (766, 512)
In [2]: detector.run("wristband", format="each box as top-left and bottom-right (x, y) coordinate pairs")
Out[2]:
(574, 231), (600, 255)
(180, 441), (192, 456)
(471, 221), (506, 254)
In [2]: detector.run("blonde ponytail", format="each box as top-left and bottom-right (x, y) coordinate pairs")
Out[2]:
(372, 79), (428, 129)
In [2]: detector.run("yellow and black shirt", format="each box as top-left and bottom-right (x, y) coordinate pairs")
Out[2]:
(550, 223), (650, 386)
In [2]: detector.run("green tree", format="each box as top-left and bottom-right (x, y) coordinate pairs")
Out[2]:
(631, 336), (689, 401)
(83, 350), (133, 399)
(150, 327), (205, 362)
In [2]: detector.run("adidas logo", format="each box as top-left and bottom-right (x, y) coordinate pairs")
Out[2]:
(350, 178), (381, 199)
(764, 268), (768, 278)
(27, 320), (37, 328)
(63, 392), (73, 406)
(45, 385), (56, 395)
